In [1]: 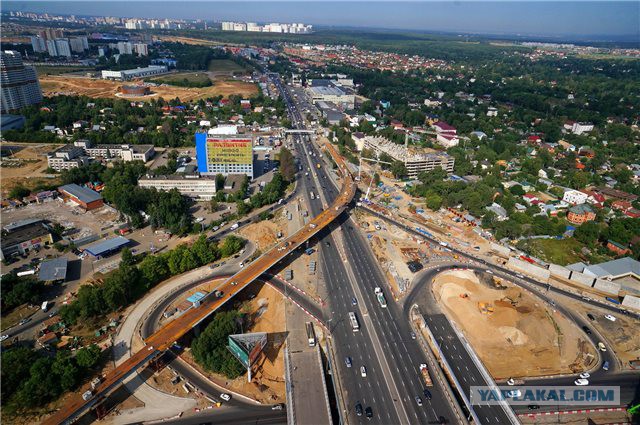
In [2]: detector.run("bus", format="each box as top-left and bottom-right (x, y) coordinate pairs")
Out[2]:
(305, 322), (316, 347)
(348, 312), (360, 332)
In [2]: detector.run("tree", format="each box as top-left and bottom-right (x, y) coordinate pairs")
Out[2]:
(220, 235), (245, 258)
(191, 310), (245, 379)
(373, 173), (381, 186)
(8, 185), (30, 199)
(425, 192), (443, 211)
(510, 184), (525, 196)
(75, 344), (102, 369)
(278, 147), (296, 182)
(574, 221), (600, 246)
(390, 161), (408, 179)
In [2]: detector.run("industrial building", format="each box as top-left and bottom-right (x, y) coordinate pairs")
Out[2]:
(195, 131), (254, 178)
(307, 80), (355, 110)
(1, 50), (43, 113)
(83, 236), (130, 258)
(58, 184), (104, 210)
(138, 174), (217, 200)
(39, 257), (69, 282)
(101, 65), (168, 81)
(362, 136), (455, 179)
(1, 219), (53, 260)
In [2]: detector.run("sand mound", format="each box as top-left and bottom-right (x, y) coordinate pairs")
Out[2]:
(499, 326), (529, 345)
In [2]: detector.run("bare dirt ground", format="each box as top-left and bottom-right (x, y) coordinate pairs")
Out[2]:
(39, 76), (258, 101)
(433, 270), (598, 379)
(237, 216), (287, 252)
(157, 35), (227, 46)
(1, 143), (61, 196)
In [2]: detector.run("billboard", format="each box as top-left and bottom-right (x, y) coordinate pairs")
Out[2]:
(207, 137), (252, 165)
(227, 332), (267, 369)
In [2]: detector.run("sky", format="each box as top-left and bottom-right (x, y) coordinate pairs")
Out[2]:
(4, 1), (639, 40)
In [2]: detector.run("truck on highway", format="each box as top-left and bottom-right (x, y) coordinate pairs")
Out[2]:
(41, 301), (49, 312)
(374, 287), (387, 308)
(305, 322), (316, 347)
(419, 364), (433, 387)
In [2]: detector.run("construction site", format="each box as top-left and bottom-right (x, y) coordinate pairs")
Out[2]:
(432, 269), (598, 379)
(39, 75), (258, 101)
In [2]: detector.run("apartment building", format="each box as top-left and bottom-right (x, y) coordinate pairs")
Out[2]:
(1, 50), (43, 113)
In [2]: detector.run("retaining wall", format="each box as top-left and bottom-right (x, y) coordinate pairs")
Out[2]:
(621, 295), (640, 311)
(506, 258), (550, 280)
(569, 271), (595, 288)
(592, 279), (621, 295)
(548, 263), (571, 279)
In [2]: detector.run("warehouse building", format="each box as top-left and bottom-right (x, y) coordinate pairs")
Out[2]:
(1, 219), (53, 260)
(362, 136), (455, 179)
(101, 65), (168, 81)
(58, 184), (104, 210)
(83, 236), (130, 258)
(39, 257), (68, 282)
(138, 174), (217, 200)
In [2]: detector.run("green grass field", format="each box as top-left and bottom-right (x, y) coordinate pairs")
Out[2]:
(35, 66), (94, 76)
(151, 72), (212, 87)
(207, 59), (247, 74)
(518, 238), (584, 265)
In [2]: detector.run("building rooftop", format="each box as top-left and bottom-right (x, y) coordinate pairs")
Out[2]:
(1, 221), (51, 249)
(58, 184), (102, 204)
(3, 218), (44, 232)
(119, 65), (167, 76)
(83, 236), (130, 257)
(363, 136), (452, 164)
(310, 85), (345, 96)
(39, 257), (68, 282)
(576, 257), (640, 279)
(568, 204), (594, 215)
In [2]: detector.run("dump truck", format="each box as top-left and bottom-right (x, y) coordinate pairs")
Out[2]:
(374, 287), (387, 308)
(419, 364), (433, 386)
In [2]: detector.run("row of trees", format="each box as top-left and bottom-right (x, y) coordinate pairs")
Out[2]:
(59, 235), (245, 325)
(2, 344), (101, 413)
(1, 275), (44, 313)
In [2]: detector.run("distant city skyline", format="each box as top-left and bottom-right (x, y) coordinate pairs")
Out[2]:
(4, 1), (639, 40)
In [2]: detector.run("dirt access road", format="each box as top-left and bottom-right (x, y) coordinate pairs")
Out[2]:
(433, 269), (597, 379)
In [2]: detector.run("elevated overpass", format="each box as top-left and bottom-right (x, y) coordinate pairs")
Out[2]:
(42, 143), (356, 425)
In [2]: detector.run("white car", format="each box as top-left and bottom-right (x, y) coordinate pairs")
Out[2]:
(360, 366), (367, 377)
(506, 378), (515, 386)
(220, 393), (231, 401)
(0, 335), (9, 342)
(580, 372), (590, 379)
(598, 342), (607, 352)
(508, 390), (522, 398)
(604, 314), (616, 322)
(574, 378), (589, 386)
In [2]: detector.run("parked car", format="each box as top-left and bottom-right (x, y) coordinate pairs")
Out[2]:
(220, 393), (231, 401)
(528, 404), (540, 410)
(604, 314), (616, 322)
(580, 372), (590, 379)
(574, 379), (589, 386)
(355, 403), (363, 416)
(587, 313), (595, 321)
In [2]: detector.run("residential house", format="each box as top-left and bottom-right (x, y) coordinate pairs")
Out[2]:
(562, 189), (588, 205)
(607, 240), (631, 256)
(567, 204), (596, 224)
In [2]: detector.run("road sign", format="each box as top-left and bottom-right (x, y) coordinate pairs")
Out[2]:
(228, 332), (267, 381)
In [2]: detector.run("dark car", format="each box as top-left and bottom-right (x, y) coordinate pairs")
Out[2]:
(355, 403), (363, 416)
(438, 416), (447, 424)
(528, 404), (540, 410)
(587, 313), (596, 321)
(365, 407), (373, 419)
(582, 326), (592, 335)
(423, 389), (432, 400)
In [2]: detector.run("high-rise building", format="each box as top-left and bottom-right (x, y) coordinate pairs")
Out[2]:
(69, 37), (88, 53)
(117, 42), (133, 55)
(46, 39), (58, 57)
(54, 39), (72, 57)
(1, 50), (43, 113)
(195, 132), (254, 178)
(39, 28), (64, 40)
(133, 43), (148, 56)
(30, 36), (46, 53)
(221, 21), (235, 31)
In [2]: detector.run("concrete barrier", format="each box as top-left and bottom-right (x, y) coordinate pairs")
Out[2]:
(621, 295), (640, 311)
(593, 279), (621, 295)
(548, 263), (571, 279)
(490, 242), (511, 258)
(570, 271), (595, 288)
(507, 258), (550, 280)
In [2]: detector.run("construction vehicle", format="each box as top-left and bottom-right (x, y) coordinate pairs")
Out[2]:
(374, 287), (387, 308)
(419, 364), (433, 386)
(478, 302), (494, 314)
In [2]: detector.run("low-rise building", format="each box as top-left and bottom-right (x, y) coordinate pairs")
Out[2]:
(1, 219), (53, 260)
(47, 144), (92, 171)
(101, 65), (168, 81)
(138, 174), (217, 200)
(307, 80), (355, 109)
(58, 184), (104, 210)
(567, 204), (596, 224)
(48, 140), (155, 170)
(562, 189), (588, 205)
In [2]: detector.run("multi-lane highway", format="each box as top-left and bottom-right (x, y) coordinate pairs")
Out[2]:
(274, 74), (461, 425)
